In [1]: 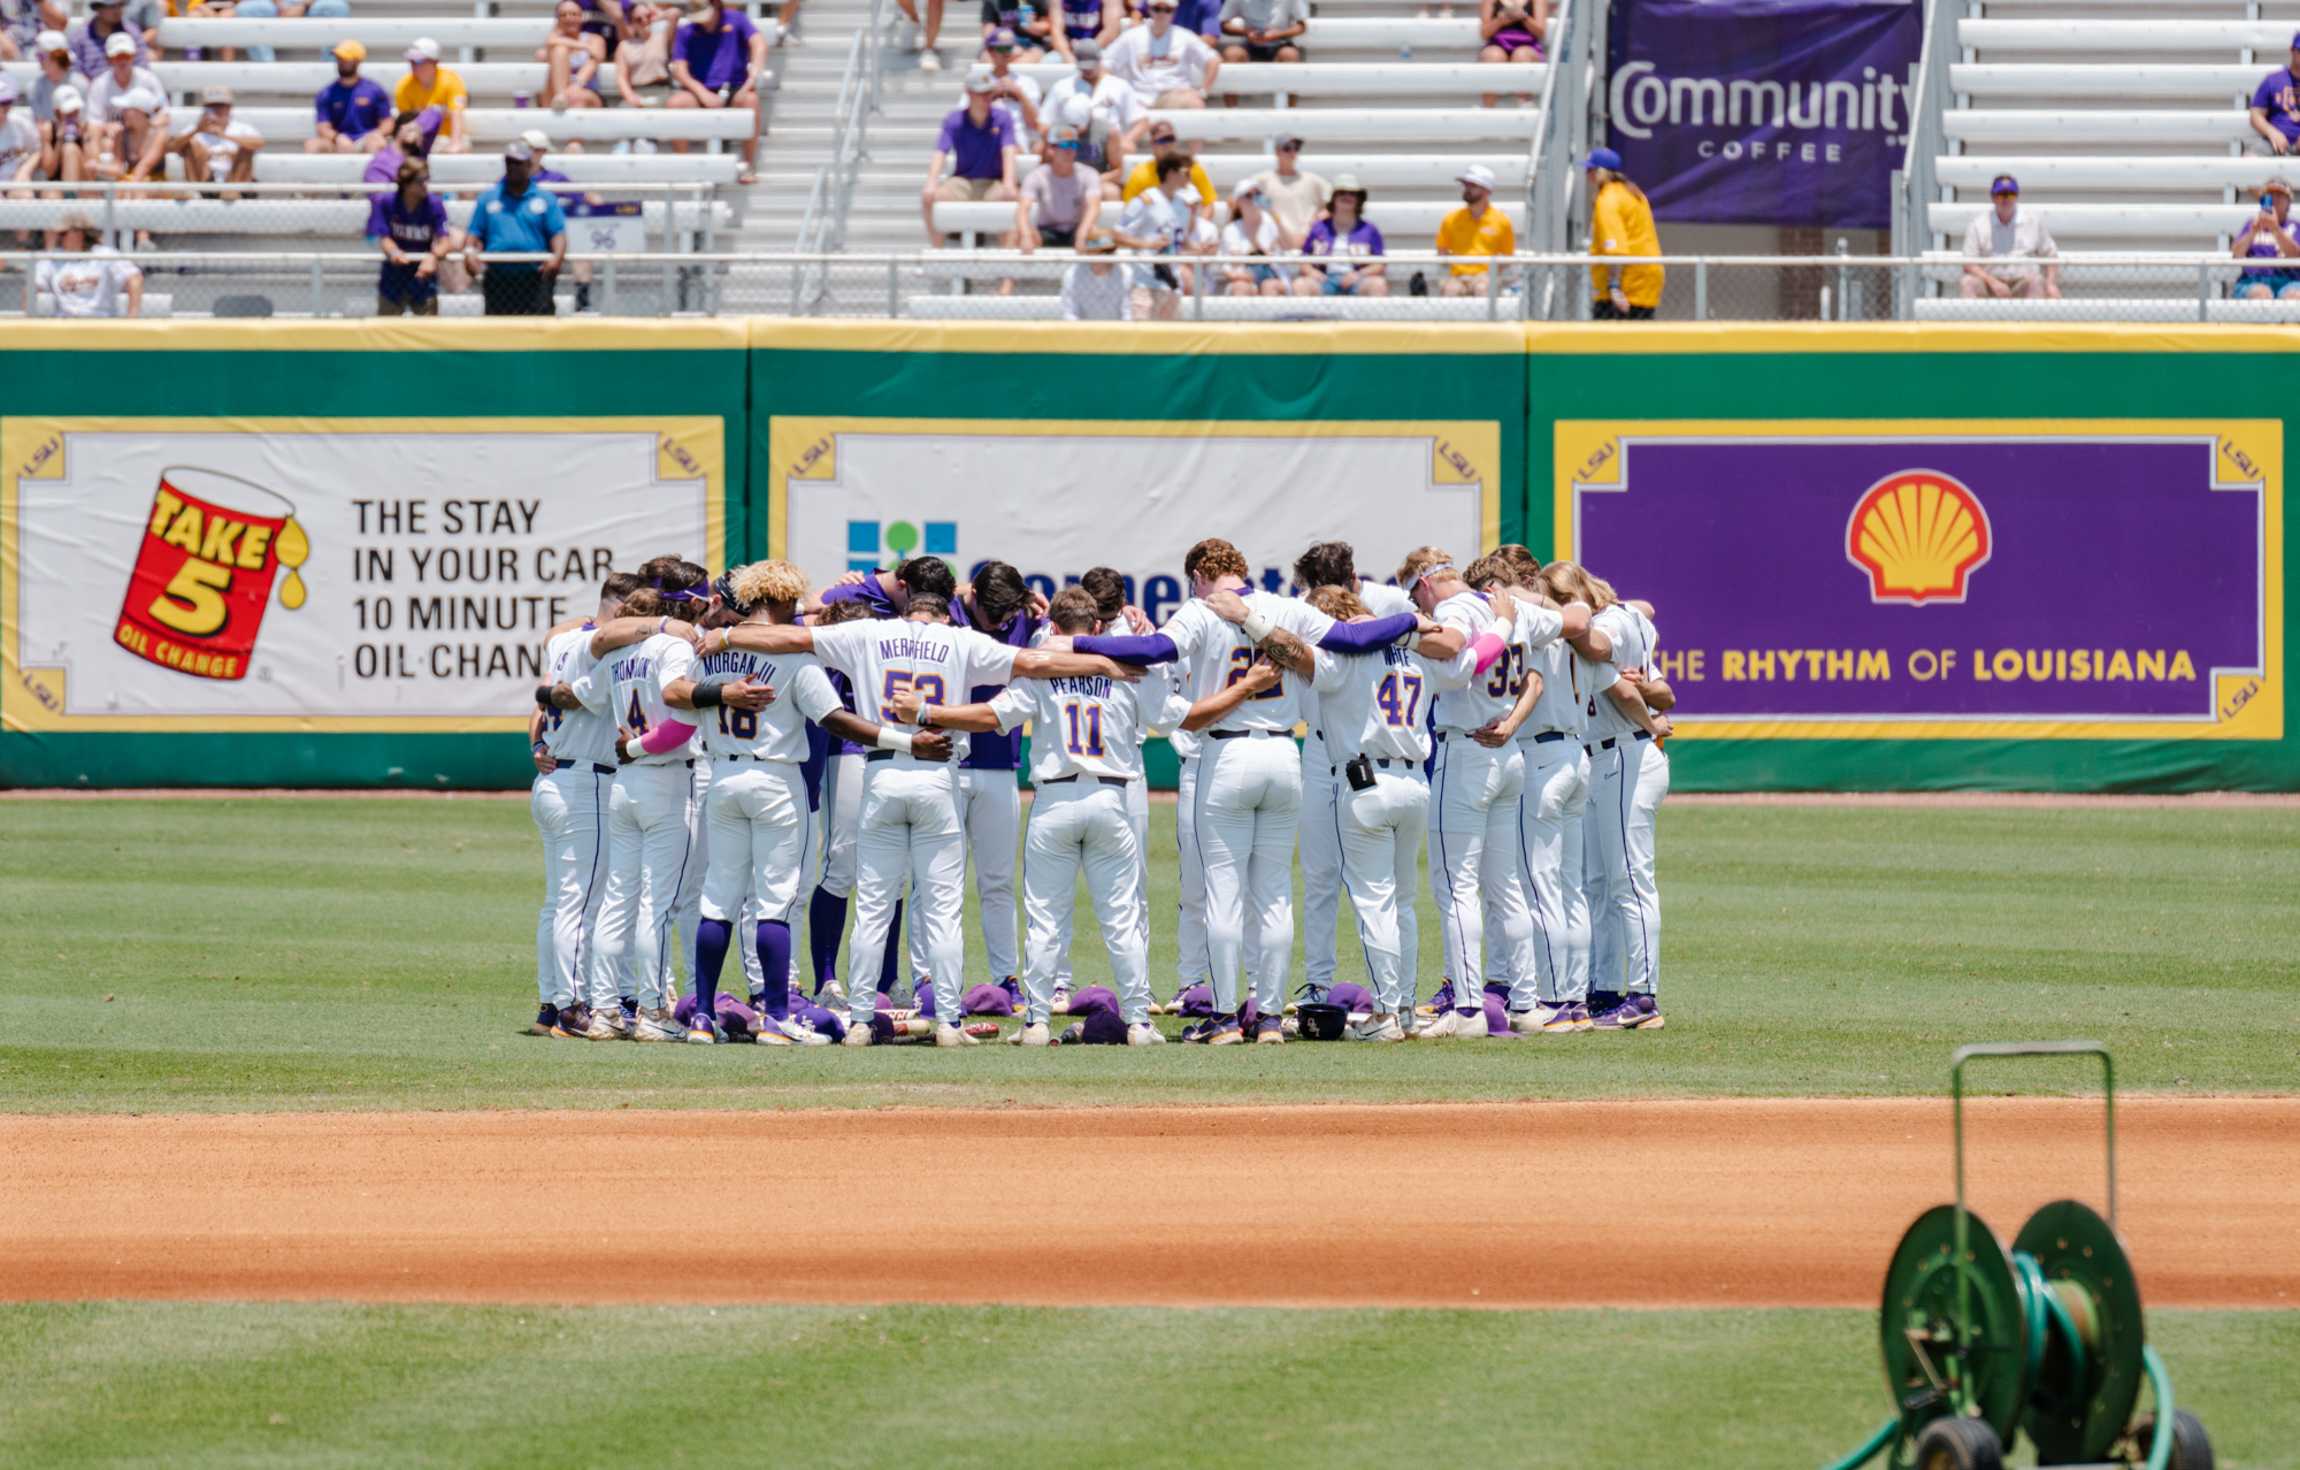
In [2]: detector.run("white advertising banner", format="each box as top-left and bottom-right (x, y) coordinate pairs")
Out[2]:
(2, 418), (724, 732)
(769, 417), (1502, 624)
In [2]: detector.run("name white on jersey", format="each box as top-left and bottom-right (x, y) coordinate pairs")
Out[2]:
(693, 646), (842, 762)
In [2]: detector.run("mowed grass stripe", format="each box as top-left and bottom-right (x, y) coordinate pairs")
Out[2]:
(0, 799), (2293, 1111)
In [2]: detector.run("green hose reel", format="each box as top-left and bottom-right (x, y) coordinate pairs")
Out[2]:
(1828, 1043), (2214, 1470)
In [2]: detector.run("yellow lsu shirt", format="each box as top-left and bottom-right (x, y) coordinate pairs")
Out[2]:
(1122, 157), (1216, 211)
(394, 66), (471, 123)
(1436, 205), (1515, 275)
(1590, 179), (1664, 307)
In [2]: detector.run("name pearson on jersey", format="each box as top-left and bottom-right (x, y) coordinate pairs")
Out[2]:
(1046, 674), (1114, 698)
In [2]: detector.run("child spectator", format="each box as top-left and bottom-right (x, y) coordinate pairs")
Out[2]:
(309, 41), (393, 154)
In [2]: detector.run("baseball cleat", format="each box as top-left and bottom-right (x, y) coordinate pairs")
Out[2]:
(1591, 994), (1665, 1030)
(840, 1022), (876, 1047)
(619, 996), (640, 1021)
(685, 1011), (719, 1045)
(528, 1004), (561, 1037)
(1254, 1017), (1287, 1045)
(582, 1009), (628, 1042)
(1418, 1007), (1488, 1040)
(549, 1003), (591, 1039)
(1018, 1022), (1052, 1047)
(1534, 1001), (1588, 1034)
(934, 1021), (980, 1048)
(769, 1015), (833, 1047)
(1181, 1016), (1243, 1045)
(1348, 1015), (1406, 1043)
(1126, 1021), (1166, 1046)
(632, 1008), (685, 1043)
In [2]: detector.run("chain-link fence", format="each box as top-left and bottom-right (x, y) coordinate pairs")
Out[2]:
(9, 243), (2294, 322)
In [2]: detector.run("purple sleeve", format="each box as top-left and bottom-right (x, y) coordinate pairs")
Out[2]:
(1074, 632), (1178, 664)
(364, 197), (388, 239)
(818, 580), (874, 607)
(732, 8), (759, 42)
(1318, 612), (1416, 653)
(995, 109), (1017, 146)
(315, 86), (331, 124)
(1364, 222), (1387, 255)
(2255, 72), (2279, 110)
(674, 20), (701, 68)
(1303, 220), (1333, 257)
(936, 109), (962, 154)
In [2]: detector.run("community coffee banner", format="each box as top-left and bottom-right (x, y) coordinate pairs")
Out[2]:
(2, 419), (721, 732)
(1554, 419), (2283, 741)
(1605, 0), (1921, 229)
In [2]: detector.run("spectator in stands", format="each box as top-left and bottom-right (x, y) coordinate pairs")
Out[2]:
(38, 211), (140, 315)
(86, 35), (166, 176)
(2232, 180), (2300, 300)
(309, 41), (393, 154)
(396, 39), (471, 154)
(1046, 40), (1139, 159)
(364, 111), (435, 195)
(1114, 145), (1191, 315)
(1246, 135), (1325, 248)
(119, 0), (158, 53)
(668, 0), (766, 183)
(466, 141), (568, 315)
(368, 157), (457, 316)
(66, 0), (144, 78)
(229, 0), (351, 64)
(1018, 123), (1099, 249)
(611, 3), (679, 105)
(1436, 161), (1513, 297)
(921, 67), (1017, 244)
(981, 0), (1052, 59)
(1217, 0), (1304, 66)
(0, 78), (35, 188)
(30, 30), (71, 123)
(544, 0), (610, 109)
(1105, 0), (1217, 110)
(1218, 178), (1288, 295)
(1053, 0), (1116, 59)
(1122, 120), (1212, 224)
(896, 0), (947, 73)
(1587, 146), (1661, 318)
(2249, 34), (2300, 155)
(524, 127), (597, 312)
(174, 85), (263, 199)
(982, 28), (1043, 137)
(1294, 172), (1386, 297)
(1477, 0), (1546, 106)
(0, 0), (51, 61)
(36, 82), (84, 187)
(1958, 173), (2059, 301)
(1061, 227), (1131, 318)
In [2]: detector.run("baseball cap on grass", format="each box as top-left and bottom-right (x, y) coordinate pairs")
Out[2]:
(1078, 1008), (1129, 1045)
(961, 983), (1014, 1017)
(406, 36), (442, 62)
(1456, 162), (1497, 191)
(104, 31), (136, 56)
(1990, 173), (2019, 196)
(333, 39), (366, 61)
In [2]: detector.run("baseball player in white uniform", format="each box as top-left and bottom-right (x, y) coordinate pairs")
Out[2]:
(890, 587), (1187, 1047)
(1400, 546), (1576, 1040)
(716, 592), (1133, 1045)
(1290, 542), (1416, 1003)
(1302, 583), (1433, 1042)
(526, 569), (641, 1038)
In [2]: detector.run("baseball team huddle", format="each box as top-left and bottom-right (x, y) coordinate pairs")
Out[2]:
(526, 535), (1672, 1050)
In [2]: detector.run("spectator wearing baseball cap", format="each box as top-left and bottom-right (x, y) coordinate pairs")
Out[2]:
(1958, 173), (2059, 302)
(1294, 172), (1387, 297)
(309, 41), (393, 154)
(2249, 34), (2300, 156)
(1217, 0), (1305, 68)
(1018, 123), (1101, 250)
(175, 84), (264, 197)
(1436, 161), (1515, 296)
(979, 0), (1052, 59)
(84, 34), (167, 179)
(921, 67), (1019, 244)
(1121, 119), (1213, 224)
(65, 0), (145, 80)
(980, 27), (1044, 138)
(1586, 146), (1661, 319)
(0, 79), (35, 190)
(29, 31), (74, 127)
(668, 0), (767, 182)
(37, 83), (87, 190)
(1246, 134), (1326, 249)
(2233, 178), (2300, 301)
(1060, 228), (1132, 319)
(1102, 0), (1219, 110)
(465, 141), (570, 315)
(395, 38), (472, 153)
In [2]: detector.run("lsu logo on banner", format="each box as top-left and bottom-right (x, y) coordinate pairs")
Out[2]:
(1845, 470), (1992, 606)
(114, 467), (311, 682)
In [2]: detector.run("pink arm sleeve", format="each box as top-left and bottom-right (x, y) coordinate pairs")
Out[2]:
(1468, 632), (1508, 674)
(636, 718), (696, 755)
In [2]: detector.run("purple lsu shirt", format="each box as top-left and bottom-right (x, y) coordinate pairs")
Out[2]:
(952, 593), (1039, 773)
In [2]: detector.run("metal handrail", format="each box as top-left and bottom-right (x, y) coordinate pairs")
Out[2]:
(1892, 0), (1962, 271)
(1524, 0), (1580, 258)
(791, 0), (895, 308)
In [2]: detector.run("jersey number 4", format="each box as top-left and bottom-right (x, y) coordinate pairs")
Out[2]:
(1375, 670), (1424, 727)
(1062, 701), (1105, 756)
(625, 690), (650, 736)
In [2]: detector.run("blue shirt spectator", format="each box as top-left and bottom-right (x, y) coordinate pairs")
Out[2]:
(466, 144), (571, 316)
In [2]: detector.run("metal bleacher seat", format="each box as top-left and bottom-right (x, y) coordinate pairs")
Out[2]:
(252, 152), (744, 184)
(147, 11), (780, 51)
(931, 197), (1525, 240)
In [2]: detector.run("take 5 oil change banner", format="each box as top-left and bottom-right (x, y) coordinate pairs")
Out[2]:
(1554, 419), (2283, 741)
(3, 418), (724, 733)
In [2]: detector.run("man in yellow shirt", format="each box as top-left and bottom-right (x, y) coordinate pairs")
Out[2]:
(1586, 147), (1662, 319)
(1436, 162), (1514, 296)
(394, 37), (470, 153)
(1120, 121), (1215, 225)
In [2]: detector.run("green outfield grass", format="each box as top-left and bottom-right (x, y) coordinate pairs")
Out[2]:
(0, 797), (2294, 1113)
(2, 1302), (2292, 1469)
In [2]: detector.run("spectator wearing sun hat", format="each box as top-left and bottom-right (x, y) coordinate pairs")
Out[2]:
(1294, 172), (1387, 297)
(395, 38), (472, 153)
(1586, 145), (1662, 318)
(1958, 173), (2058, 301)
(1436, 160), (1514, 296)
(310, 41), (393, 154)
(466, 140), (570, 315)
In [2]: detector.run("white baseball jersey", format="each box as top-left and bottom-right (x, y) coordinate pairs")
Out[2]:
(573, 631), (695, 765)
(992, 673), (1184, 784)
(691, 645), (843, 762)
(541, 624), (617, 767)
(1357, 577), (1416, 618)
(1311, 641), (1434, 766)
(1501, 600), (1573, 734)
(810, 616), (1019, 765)
(1584, 604), (1651, 743)
(1156, 664), (1199, 759)
(1160, 591), (1335, 734)
(1424, 590), (1511, 731)
(1520, 630), (1586, 743)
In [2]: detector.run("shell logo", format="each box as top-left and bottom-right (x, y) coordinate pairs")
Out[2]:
(1845, 470), (1992, 606)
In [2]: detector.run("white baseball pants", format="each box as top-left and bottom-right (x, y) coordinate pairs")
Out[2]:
(957, 767), (1021, 981)
(819, 749), (920, 990)
(1427, 734), (1532, 993)
(1513, 740), (1590, 1008)
(1049, 769), (1149, 986)
(1172, 754), (1211, 991)
(1193, 732), (1301, 1017)
(1587, 737), (1664, 997)
(846, 759), (968, 1027)
(531, 762), (610, 1009)
(1298, 735), (1343, 989)
(586, 761), (697, 1011)
(1329, 764), (1429, 1017)
(700, 760), (809, 925)
(1019, 779), (1150, 1025)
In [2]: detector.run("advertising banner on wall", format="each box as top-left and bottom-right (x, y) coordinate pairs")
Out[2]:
(1604, 0), (1921, 228)
(2, 418), (724, 732)
(768, 417), (1501, 620)
(1554, 419), (2283, 740)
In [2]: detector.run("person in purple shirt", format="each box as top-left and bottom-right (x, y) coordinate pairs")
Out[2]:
(921, 68), (1018, 244)
(2233, 179), (2300, 298)
(366, 157), (456, 316)
(1294, 174), (1390, 298)
(65, 0), (145, 80)
(309, 41), (393, 154)
(667, 0), (766, 181)
(2251, 35), (2300, 155)
(363, 110), (442, 196)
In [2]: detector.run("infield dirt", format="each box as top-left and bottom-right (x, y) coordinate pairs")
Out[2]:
(5, 1098), (2290, 1310)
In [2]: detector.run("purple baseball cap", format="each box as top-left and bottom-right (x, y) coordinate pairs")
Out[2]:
(1079, 1008), (1129, 1045)
(962, 983), (1015, 1017)
(1989, 174), (2019, 196)
(1481, 982), (1514, 1038)
(988, 25), (1018, 48)
(1325, 981), (1376, 1014)
(1177, 982), (1216, 1017)
(1065, 985), (1122, 1019)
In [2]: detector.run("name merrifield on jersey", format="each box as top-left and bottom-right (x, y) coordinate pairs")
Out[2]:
(877, 634), (954, 664)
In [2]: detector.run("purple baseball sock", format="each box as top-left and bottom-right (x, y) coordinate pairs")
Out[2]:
(807, 885), (845, 993)
(693, 917), (733, 1020)
(756, 919), (793, 1020)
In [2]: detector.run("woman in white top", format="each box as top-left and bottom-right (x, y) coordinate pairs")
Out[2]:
(1218, 178), (1289, 296)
